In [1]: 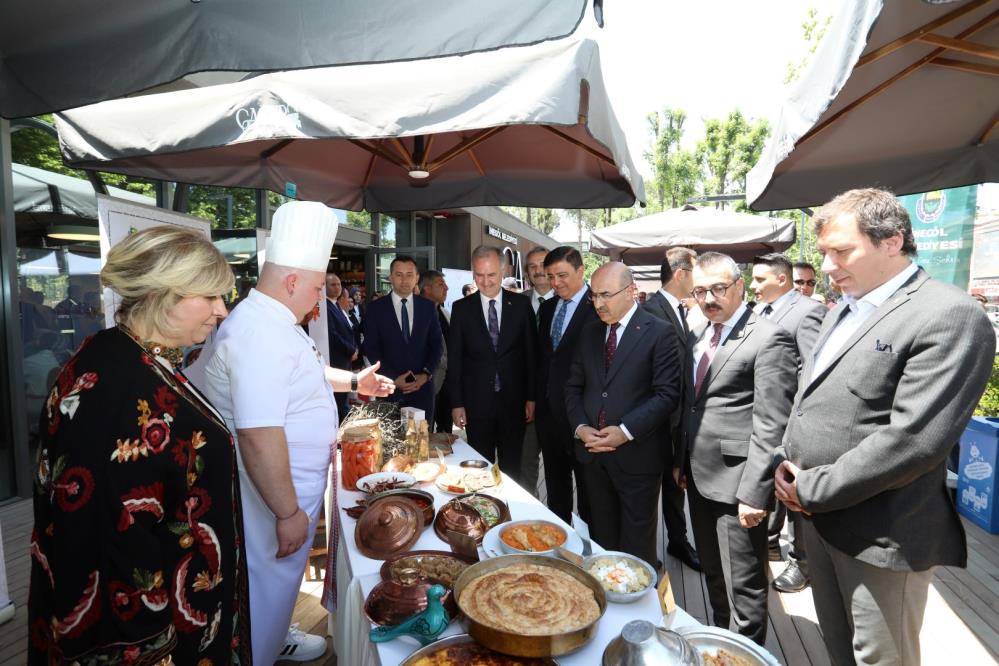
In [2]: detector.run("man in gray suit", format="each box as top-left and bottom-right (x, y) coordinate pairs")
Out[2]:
(750, 252), (827, 592)
(775, 189), (995, 666)
(644, 246), (701, 571)
(680, 252), (798, 645)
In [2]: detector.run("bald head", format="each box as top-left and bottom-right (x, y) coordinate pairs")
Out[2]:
(591, 262), (636, 324)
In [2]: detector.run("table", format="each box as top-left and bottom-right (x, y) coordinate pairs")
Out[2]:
(332, 441), (697, 664)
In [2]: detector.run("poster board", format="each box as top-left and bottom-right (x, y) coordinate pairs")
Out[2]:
(442, 268), (474, 313)
(899, 186), (977, 290)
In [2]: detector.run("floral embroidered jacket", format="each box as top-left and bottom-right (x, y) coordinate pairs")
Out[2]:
(28, 327), (251, 665)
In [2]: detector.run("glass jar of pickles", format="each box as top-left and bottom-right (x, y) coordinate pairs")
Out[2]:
(341, 418), (383, 490)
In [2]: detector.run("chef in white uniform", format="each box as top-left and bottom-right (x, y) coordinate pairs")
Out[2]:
(204, 201), (393, 664)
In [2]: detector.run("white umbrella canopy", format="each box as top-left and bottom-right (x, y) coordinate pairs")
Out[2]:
(0, 0), (589, 119)
(747, 0), (999, 212)
(13, 163), (153, 218)
(589, 206), (795, 264)
(56, 38), (643, 212)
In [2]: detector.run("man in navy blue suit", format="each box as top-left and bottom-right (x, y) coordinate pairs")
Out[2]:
(362, 256), (444, 422)
(326, 271), (358, 420)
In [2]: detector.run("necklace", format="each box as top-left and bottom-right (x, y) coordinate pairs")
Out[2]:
(118, 323), (185, 367)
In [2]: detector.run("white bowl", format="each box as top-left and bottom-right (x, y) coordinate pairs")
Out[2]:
(582, 551), (656, 603)
(496, 519), (569, 556)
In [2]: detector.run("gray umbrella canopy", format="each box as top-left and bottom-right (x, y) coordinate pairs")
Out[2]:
(0, 0), (588, 119)
(589, 206), (795, 264)
(56, 38), (644, 212)
(747, 0), (999, 211)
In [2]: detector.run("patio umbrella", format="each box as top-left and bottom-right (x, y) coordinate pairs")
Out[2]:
(13, 163), (153, 218)
(0, 0), (590, 119)
(588, 206), (795, 264)
(55, 38), (644, 212)
(747, 0), (999, 211)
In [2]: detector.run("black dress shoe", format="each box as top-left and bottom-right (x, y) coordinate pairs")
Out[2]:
(772, 560), (809, 593)
(768, 540), (784, 562)
(667, 541), (702, 572)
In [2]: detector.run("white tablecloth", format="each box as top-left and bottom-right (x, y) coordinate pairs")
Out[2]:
(332, 441), (698, 664)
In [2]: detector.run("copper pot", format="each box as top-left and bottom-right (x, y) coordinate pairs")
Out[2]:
(434, 493), (511, 545)
(364, 577), (459, 626)
(369, 488), (435, 526)
(454, 554), (607, 658)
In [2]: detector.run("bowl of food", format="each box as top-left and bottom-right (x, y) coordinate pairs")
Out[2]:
(582, 551), (656, 603)
(401, 633), (560, 665)
(498, 520), (568, 556)
(380, 550), (476, 588)
(356, 471), (417, 494)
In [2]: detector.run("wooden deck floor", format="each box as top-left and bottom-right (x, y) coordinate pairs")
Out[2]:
(4, 495), (999, 665)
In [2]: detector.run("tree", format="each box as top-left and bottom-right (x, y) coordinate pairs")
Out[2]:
(785, 7), (834, 84)
(643, 108), (701, 211)
(695, 110), (769, 209)
(500, 207), (560, 235)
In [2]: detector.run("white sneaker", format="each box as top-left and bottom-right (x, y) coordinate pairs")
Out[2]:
(278, 624), (327, 662)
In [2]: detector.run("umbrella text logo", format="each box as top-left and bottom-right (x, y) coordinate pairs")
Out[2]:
(235, 104), (301, 133)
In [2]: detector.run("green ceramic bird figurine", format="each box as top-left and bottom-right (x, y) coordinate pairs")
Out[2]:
(369, 584), (450, 646)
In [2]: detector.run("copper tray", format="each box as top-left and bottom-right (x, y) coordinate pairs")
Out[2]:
(454, 554), (607, 658)
(401, 634), (560, 665)
(379, 550), (477, 587)
(433, 493), (511, 546)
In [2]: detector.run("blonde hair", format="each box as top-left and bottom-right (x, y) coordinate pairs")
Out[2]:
(100, 226), (234, 338)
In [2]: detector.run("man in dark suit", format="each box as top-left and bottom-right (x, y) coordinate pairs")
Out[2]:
(750, 252), (827, 592)
(644, 246), (701, 572)
(448, 246), (538, 482)
(521, 246), (555, 496)
(775, 189), (995, 665)
(362, 255), (444, 422)
(537, 246), (600, 524)
(325, 272), (358, 420)
(681, 251), (798, 645)
(566, 262), (680, 565)
(420, 270), (452, 434)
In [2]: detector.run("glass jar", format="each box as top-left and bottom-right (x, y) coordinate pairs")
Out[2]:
(341, 419), (383, 490)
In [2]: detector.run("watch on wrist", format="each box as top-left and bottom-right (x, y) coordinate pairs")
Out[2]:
(350, 373), (358, 392)
(421, 367), (432, 381)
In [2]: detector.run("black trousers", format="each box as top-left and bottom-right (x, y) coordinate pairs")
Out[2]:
(661, 434), (691, 547)
(536, 409), (591, 525)
(465, 410), (526, 486)
(580, 457), (661, 566)
(688, 476), (769, 646)
(434, 379), (452, 434)
(334, 392), (350, 422)
(767, 501), (807, 561)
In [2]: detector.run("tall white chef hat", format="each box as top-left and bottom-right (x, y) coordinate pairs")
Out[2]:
(266, 201), (338, 272)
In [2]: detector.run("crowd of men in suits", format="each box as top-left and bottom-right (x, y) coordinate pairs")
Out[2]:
(325, 188), (994, 665)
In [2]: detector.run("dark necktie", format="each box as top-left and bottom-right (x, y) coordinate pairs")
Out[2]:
(348, 310), (360, 328)
(551, 298), (569, 349)
(693, 323), (724, 397)
(597, 322), (620, 428)
(678, 303), (689, 335)
(488, 299), (501, 391)
(400, 298), (410, 344)
(761, 304), (774, 318)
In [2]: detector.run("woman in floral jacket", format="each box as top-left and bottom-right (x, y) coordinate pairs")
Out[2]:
(28, 226), (251, 665)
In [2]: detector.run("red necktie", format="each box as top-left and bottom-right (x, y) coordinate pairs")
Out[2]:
(693, 323), (723, 397)
(597, 323), (620, 428)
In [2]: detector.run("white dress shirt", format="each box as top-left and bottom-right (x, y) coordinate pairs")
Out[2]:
(763, 288), (797, 317)
(390, 290), (415, 335)
(479, 290), (503, 330)
(810, 262), (918, 380)
(692, 303), (748, 385)
(575, 303), (639, 441)
(530, 288), (555, 315)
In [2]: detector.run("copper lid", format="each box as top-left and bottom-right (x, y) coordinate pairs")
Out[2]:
(364, 578), (459, 626)
(369, 488), (435, 526)
(433, 494), (510, 545)
(355, 496), (423, 559)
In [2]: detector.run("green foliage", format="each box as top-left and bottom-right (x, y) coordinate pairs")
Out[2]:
(643, 108), (700, 212)
(695, 110), (769, 209)
(975, 356), (999, 417)
(501, 207), (560, 235)
(785, 8), (834, 84)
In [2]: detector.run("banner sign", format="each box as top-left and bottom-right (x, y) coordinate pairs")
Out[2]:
(899, 186), (977, 289)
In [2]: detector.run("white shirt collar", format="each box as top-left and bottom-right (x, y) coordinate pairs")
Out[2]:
(702, 302), (748, 338)
(248, 288), (296, 325)
(391, 290), (413, 307)
(844, 262), (918, 312)
(479, 290), (503, 307)
(564, 284), (588, 304)
(658, 288), (681, 310)
(533, 288), (554, 301)
(612, 303), (639, 333)
(767, 288), (797, 314)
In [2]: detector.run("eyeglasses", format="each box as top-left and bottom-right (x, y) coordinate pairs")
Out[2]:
(794, 279), (817, 286)
(691, 280), (738, 301)
(591, 285), (632, 302)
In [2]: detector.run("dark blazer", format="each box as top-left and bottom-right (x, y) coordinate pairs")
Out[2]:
(644, 290), (692, 436)
(448, 289), (538, 418)
(362, 293), (444, 412)
(326, 299), (356, 370)
(781, 268), (995, 571)
(565, 307), (681, 474)
(683, 309), (798, 510)
(764, 289), (826, 364)
(537, 287), (600, 425)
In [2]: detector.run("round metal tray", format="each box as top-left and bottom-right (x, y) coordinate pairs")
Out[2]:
(672, 625), (782, 666)
(401, 633), (561, 665)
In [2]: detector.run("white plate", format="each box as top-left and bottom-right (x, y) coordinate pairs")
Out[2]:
(673, 625), (782, 666)
(434, 468), (501, 495)
(480, 522), (583, 559)
(355, 471), (417, 493)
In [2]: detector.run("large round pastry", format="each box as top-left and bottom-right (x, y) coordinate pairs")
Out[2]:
(461, 563), (600, 635)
